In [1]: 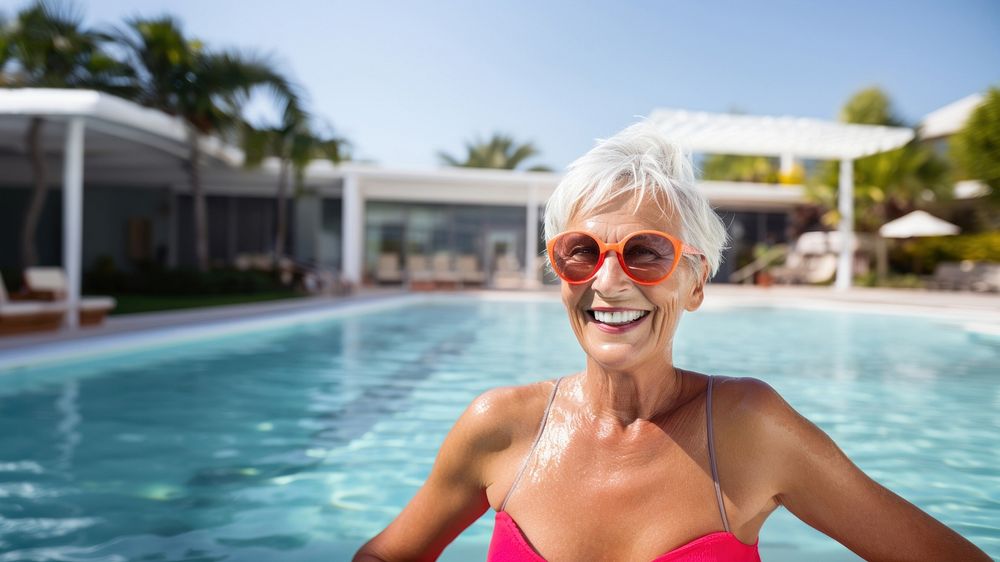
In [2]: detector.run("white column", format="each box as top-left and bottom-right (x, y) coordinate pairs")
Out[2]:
(779, 153), (795, 175)
(62, 117), (85, 329)
(166, 187), (178, 268)
(834, 158), (854, 291)
(524, 184), (539, 288)
(341, 174), (363, 287)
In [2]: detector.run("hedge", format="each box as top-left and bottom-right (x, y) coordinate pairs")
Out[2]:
(889, 231), (1000, 274)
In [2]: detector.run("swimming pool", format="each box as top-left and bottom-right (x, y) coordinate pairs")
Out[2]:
(0, 295), (997, 561)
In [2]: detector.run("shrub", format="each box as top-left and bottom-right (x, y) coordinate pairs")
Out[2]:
(84, 259), (286, 296)
(889, 232), (1000, 274)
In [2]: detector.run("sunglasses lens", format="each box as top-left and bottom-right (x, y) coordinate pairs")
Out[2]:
(623, 233), (676, 282)
(551, 232), (601, 281)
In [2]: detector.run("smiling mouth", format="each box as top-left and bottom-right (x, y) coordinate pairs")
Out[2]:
(587, 309), (650, 326)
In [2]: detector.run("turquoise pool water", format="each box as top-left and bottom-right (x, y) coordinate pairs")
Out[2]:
(0, 297), (997, 561)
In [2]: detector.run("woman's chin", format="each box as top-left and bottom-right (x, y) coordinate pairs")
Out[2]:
(585, 341), (646, 370)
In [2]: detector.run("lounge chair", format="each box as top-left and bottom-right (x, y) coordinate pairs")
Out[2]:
(374, 253), (403, 285)
(24, 267), (116, 326)
(406, 255), (435, 290)
(769, 232), (847, 285)
(0, 272), (67, 335)
(770, 252), (839, 285)
(431, 252), (461, 289)
(456, 255), (486, 287)
(927, 261), (1000, 292)
(492, 254), (525, 289)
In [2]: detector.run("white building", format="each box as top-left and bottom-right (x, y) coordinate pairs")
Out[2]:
(1, 88), (917, 316)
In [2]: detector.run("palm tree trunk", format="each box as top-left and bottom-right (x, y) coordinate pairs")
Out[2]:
(274, 157), (290, 264)
(185, 125), (210, 272)
(20, 117), (48, 269)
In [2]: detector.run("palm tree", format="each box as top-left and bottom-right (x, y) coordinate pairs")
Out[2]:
(243, 112), (350, 263)
(438, 133), (550, 171)
(1, 1), (134, 268)
(114, 16), (299, 271)
(806, 87), (950, 232)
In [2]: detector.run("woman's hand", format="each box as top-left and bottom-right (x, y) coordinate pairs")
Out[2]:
(742, 379), (991, 562)
(352, 386), (527, 561)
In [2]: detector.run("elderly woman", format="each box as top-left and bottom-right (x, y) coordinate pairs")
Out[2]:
(354, 123), (989, 562)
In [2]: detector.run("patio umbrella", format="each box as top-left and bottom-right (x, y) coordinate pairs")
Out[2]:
(878, 210), (960, 279)
(879, 210), (960, 239)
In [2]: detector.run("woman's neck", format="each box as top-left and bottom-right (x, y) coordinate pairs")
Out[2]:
(579, 356), (690, 426)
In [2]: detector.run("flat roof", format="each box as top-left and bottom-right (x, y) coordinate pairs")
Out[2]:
(649, 108), (915, 160)
(0, 89), (807, 208)
(919, 93), (984, 140)
(0, 88), (242, 165)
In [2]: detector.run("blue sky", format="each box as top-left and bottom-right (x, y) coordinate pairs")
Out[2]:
(4, 0), (998, 169)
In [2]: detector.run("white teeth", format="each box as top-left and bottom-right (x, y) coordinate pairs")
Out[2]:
(592, 310), (647, 325)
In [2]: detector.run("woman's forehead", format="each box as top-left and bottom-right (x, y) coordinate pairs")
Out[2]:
(567, 193), (679, 232)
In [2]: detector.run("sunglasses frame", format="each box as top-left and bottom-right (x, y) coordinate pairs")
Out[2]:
(546, 229), (704, 286)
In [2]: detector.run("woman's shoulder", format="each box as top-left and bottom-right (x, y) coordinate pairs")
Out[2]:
(453, 378), (565, 457)
(709, 375), (804, 437)
(709, 375), (820, 458)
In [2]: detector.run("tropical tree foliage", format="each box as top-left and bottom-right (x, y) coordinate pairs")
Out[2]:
(438, 133), (550, 171)
(2, 2), (348, 274)
(805, 87), (950, 232)
(0, 12), (12, 79)
(839, 87), (903, 126)
(0, 1), (133, 268)
(114, 16), (300, 271)
(951, 86), (1000, 203)
(701, 154), (779, 183)
(243, 115), (349, 262)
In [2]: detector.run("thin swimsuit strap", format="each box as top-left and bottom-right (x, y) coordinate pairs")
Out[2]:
(498, 374), (733, 534)
(706, 375), (732, 533)
(499, 377), (563, 512)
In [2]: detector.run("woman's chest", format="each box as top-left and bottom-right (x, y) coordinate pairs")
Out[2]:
(496, 439), (729, 560)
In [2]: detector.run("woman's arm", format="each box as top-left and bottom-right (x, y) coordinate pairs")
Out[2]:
(352, 388), (514, 562)
(745, 379), (990, 561)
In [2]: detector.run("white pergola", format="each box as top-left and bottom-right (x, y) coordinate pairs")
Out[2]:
(0, 88), (243, 329)
(650, 109), (915, 290)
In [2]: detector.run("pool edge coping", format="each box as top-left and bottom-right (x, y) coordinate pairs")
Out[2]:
(2, 289), (996, 372)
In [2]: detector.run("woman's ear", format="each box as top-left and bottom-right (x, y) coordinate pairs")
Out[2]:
(684, 258), (709, 312)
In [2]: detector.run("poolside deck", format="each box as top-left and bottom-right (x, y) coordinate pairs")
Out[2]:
(1, 285), (996, 357)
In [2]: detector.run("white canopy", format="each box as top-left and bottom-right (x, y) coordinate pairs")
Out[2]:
(650, 109), (915, 160)
(879, 210), (960, 238)
(650, 107), (917, 291)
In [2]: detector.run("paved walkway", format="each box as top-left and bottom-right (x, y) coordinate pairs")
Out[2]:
(0, 289), (409, 352)
(1, 285), (996, 355)
(704, 284), (1000, 320)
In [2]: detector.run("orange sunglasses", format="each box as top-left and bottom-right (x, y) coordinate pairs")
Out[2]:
(546, 230), (703, 285)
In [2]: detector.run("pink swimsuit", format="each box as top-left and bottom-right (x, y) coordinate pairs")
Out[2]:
(487, 376), (761, 561)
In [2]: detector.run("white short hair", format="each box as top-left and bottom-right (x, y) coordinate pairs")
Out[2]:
(543, 121), (728, 276)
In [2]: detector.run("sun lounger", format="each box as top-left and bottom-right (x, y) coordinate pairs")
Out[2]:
(492, 254), (525, 289)
(431, 252), (461, 288)
(375, 253), (403, 284)
(456, 255), (486, 287)
(927, 261), (1000, 292)
(771, 253), (838, 285)
(770, 232), (845, 285)
(24, 267), (116, 326)
(0, 272), (67, 335)
(406, 255), (435, 290)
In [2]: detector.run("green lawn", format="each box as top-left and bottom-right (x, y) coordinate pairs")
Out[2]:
(108, 291), (304, 315)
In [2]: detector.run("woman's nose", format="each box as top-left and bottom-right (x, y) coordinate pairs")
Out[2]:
(591, 251), (631, 292)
